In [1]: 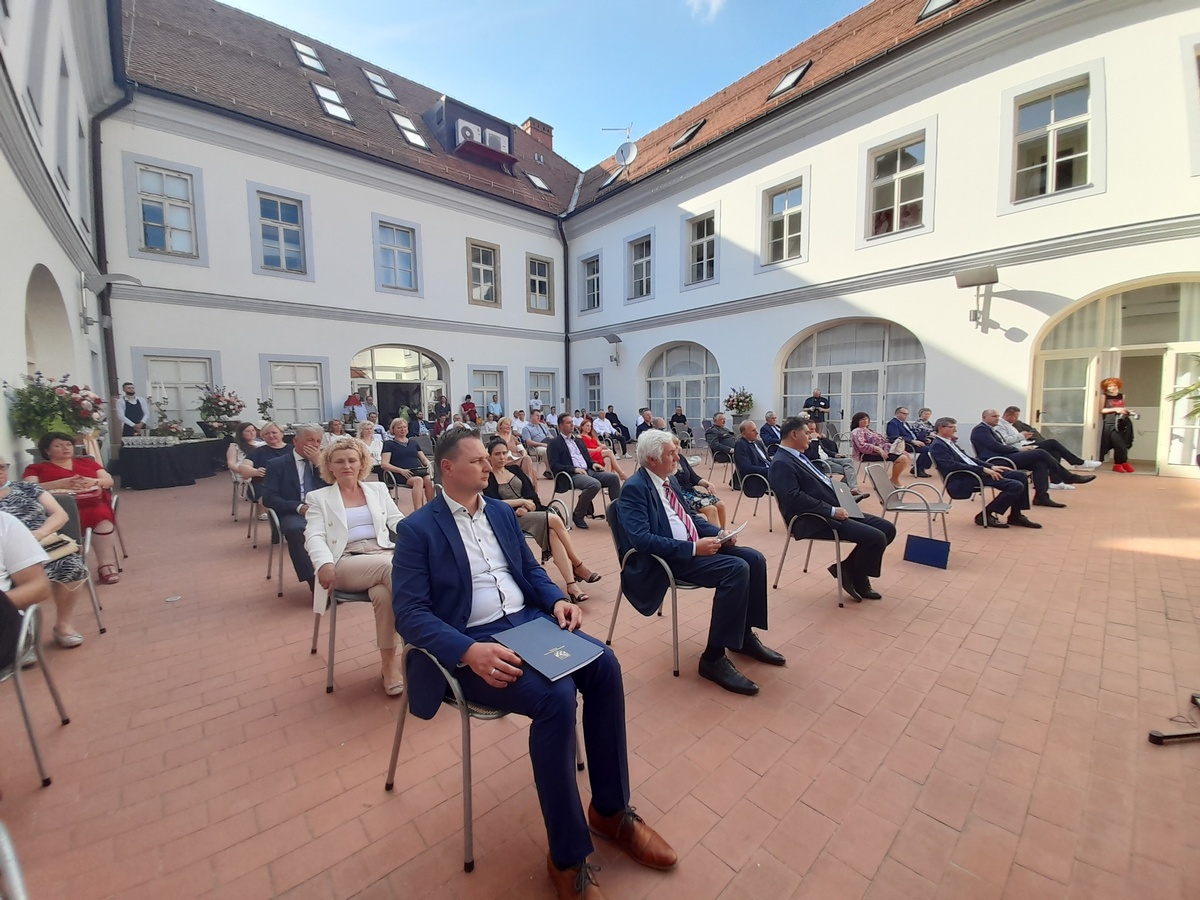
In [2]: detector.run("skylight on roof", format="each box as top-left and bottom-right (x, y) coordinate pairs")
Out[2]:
(918, 0), (958, 19)
(313, 83), (352, 123)
(767, 61), (811, 100)
(363, 69), (396, 100)
(390, 112), (428, 148)
(291, 40), (325, 73)
(670, 119), (706, 151)
(527, 173), (550, 192)
(600, 166), (625, 189)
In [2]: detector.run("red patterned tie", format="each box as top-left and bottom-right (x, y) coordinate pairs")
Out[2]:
(664, 482), (699, 543)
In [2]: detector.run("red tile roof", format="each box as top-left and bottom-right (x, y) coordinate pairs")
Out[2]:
(574, 0), (1005, 210)
(120, 0), (582, 215)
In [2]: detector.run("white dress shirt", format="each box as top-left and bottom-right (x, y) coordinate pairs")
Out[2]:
(592, 416), (614, 436)
(936, 435), (979, 466)
(117, 395), (149, 428)
(444, 493), (528, 628)
(645, 469), (698, 554)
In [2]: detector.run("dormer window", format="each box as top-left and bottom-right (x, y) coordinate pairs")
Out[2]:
(527, 173), (550, 192)
(601, 167), (624, 189)
(767, 61), (811, 100)
(670, 119), (706, 151)
(363, 69), (396, 100)
(313, 84), (352, 122)
(390, 112), (428, 148)
(918, 0), (957, 20)
(291, 40), (325, 72)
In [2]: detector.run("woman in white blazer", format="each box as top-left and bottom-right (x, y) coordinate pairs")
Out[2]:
(305, 437), (405, 695)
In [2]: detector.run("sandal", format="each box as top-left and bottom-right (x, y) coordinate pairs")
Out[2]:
(53, 629), (84, 648)
(98, 564), (120, 585)
(567, 583), (589, 603)
(572, 563), (601, 584)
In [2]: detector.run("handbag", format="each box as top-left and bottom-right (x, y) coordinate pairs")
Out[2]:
(39, 532), (80, 562)
(903, 533), (950, 569)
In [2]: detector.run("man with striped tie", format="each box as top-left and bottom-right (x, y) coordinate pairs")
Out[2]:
(614, 429), (784, 696)
(769, 416), (896, 604)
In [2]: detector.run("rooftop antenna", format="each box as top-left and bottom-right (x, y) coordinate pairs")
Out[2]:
(603, 123), (638, 168)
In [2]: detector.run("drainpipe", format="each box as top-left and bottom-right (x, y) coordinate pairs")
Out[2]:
(557, 216), (571, 411)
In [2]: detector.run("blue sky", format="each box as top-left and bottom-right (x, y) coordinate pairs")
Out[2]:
(219, 0), (868, 168)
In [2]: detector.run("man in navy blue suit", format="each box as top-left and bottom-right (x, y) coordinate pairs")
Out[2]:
(392, 430), (674, 898)
(261, 424), (325, 589)
(615, 429), (784, 696)
(769, 416), (896, 603)
(886, 407), (932, 477)
(929, 417), (1040, 529)
(547, 412), (622, 529)
(733, 420), (772, 497)
(759, 411), (782, 453)
(971, 409), (1084, 508)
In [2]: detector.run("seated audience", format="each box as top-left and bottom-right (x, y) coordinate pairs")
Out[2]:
(447, 413), (467, 432)
(366, 412), (387, 438)
(484, 439), (600, 603)
(929, 417), (1040, 529)
(480, 412), (499, 436)
(495, 416), (539, 483)
(460, 394), (478, 425)
(513, 409), (527, 426)
(410, 411), (430, 436)
(705, 413), (738, 457)
(591, 413), (628, 458)
(605, 405), (633, 444)
(486, 393), (504, 418)
(320, 418), (347, 449)
(803, 422), (868, 500)
(849, 412), (910, 489)
(760, 411), (781, 453)
(672, 438), (727, 529)
(733, 420), (771, 498)
(0, 509), (52, 670)
(971, 410), (1092, 507)
(227, 422), (263, 482)
(23, 432), (121, 585)
(1002, 406), (1098, 469)
(912, 408), (935, 443)
(305, 437), (405, 695)
(522, 410), (553, 474)
(431, 415), (449, 439)
(617, 429), (783, 696)
(262, 424), (326, 589)
(770, 416), (897, 602)
(548, 413), (622, 530)
(669, 407), (692, 436)
(392, 429), (676, 897)
(0, 456), (88, 646)
(239, 422), (292, 501)
(357, 421), (385, 476)
(886, 407), (932, 477)
(381, 418), (434, 510)
(635, 409), (655, 438)
(579, 418), (628, 483)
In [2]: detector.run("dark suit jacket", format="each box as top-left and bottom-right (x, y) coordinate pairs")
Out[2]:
(760, 423), (781, 448)
(803, 436), (842, 463)
(768, 449), (843, 539)
(547, 434), (596, 476)
(705, 425), (737, 455)
(614, 468), (719, 616)
(392, 495), (565, 719)
(886, 418), (922, 445)
(733, 437), (771, 497)
(969, 422), (1017, 461)
(929, 438), (991, 499)
(1013, 419), (1044, 442)
(262, 451), (315, 518)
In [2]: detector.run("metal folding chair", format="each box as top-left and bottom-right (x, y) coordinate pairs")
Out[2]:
(929, 459), (999, 526)
(0, 604), (71, 787)
(311, 588), (374, 693)
(265, 509), (287, 595)
(108, 490), (128, 569)
(731, 458), (773, 532)
(54, 493), (105, 634)
(863, 463), (950, 540)
(773, 513), (852, 607)
(707, 447), (733, 483)
(0, 820), (30, 900)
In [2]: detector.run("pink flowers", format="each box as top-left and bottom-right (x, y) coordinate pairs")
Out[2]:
(55, 386), (67, 396)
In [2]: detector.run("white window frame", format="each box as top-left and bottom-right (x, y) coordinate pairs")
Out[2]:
(390, 112), (429, 149)
(526, 253), (554, 315)
(372, 213), (422, 296)
(468, 366), (507, 412)
(855, 117), (938, 250)
(467, 238), (501, 307)
(918, 0), (957, 20)
(997, 60), (1106, 216)
(580, 370), (603, 416)
(624, 228), (655, 304)
(1181, 35), (1200, 178)
(363, 69), (396, 100)
(680, 205), (720, 291)
(246, 182), (315, 282)
(133, 349), (221, 426)
(262, 357), (327, 426)
(312, 83), (352, 123)
(767, 61), (811, 101)
(756, 166), (811, 273)
(291, 40), (326, 72)
(527, 172), (550, 191)
(526, 370), (558, 411)
(122, 153), (209, 267)
(579, 251), (602, 315)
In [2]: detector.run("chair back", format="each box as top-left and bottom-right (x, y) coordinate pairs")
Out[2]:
(863, 464), (895, 509)
(604, 500), (625, 559)
(672, 423), (690, 439)
(415, 434), (434, 456)
(0, 820), (30, 900)
(54, 493), (84, 544)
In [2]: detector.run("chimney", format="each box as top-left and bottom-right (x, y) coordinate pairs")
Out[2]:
(521, 117), (553, 151)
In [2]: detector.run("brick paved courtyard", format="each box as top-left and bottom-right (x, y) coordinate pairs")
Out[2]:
(1, 464), (1198, 899)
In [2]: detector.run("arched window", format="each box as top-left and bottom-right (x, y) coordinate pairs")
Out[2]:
(645, 343), (720, 422)
(782, 321), (925, 428)
(351, 345), (445, 421)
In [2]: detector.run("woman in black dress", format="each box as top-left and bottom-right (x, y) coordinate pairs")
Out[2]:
(1099, 376), (1135, 472)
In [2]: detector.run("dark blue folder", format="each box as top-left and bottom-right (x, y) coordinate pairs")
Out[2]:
(494, 616), (603, 681)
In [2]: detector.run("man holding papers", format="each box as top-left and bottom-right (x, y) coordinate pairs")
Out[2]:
(769, 416), (897, 603)
(393, 429), (675, 899)
(615, 429), (785, 697)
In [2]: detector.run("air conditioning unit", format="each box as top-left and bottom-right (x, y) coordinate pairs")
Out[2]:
(484, 129), (510, 154)
(455, 119), (482, 146)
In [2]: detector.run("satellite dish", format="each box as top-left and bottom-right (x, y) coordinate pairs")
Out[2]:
(615, 141), (638, 166)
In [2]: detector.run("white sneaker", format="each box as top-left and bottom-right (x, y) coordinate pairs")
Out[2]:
(1048, 482), (1075, 491)
(1074, 460), (1101, 470)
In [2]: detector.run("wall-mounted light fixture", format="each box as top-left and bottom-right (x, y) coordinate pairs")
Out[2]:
(953, 265), (999, 328)
(80, 272), (142, 333)
(603, 332), (622, 365)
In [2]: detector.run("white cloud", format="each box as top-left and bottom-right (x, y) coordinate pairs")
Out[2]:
(686, 0), (726, 24)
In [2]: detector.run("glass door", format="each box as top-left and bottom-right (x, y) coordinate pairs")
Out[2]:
(683, 378), (702, 421)
(817, 371), (843, 429)
(1035, 355), (1095, 459)
(1159, 346), (1200, 477)
(423, 381), (445, 420)
(848, 368), (881, 429)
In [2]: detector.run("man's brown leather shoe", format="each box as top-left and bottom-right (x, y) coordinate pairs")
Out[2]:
(546, 856), (606, 899)
(587, 805), (678, 870)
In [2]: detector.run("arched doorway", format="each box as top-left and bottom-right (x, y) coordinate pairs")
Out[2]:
(1033, 278), (1200, 476)
(24, 265), (74, 378)
(643, 343), (720, 422)
(781, 320), (925, 431)
(350, 345), (446, 424)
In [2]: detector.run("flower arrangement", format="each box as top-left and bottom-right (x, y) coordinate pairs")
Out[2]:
(2, 372), (106, 440)
(723, 386), (754, 415)
(256, 397), (274, 421)
(149, 396), (193, 439)
(196, 385), (245, 423)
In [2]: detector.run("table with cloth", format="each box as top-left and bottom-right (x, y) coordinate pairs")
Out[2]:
(117, 438), (230, 490)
